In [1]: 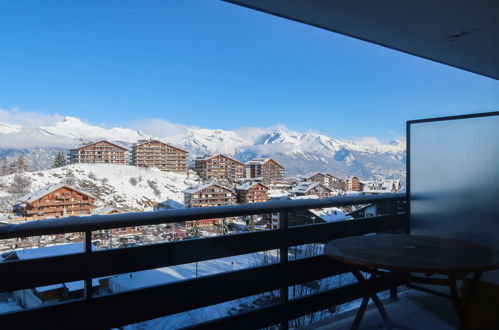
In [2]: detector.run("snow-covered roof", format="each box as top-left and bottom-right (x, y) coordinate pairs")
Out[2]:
(301, 172), (323, 179)
(155, 199), (184, 210)
(16, 184), (95, 204)
(301, 172), (337, 180)
(309, 207), (349, 222)
(0, 242), (96, 262)
(267, 189), (289, 199)
(246, 158), (284, 168)
(236, 182), (269, 191)
(92, 206), (129, 215)
(183, 183), (234, 194)
(290, 182), (332, 194)
(194, 154), (244, 165)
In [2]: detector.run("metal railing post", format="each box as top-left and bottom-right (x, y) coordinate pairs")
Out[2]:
(84, 230), (92, 301)
(279, 211), (289, 330)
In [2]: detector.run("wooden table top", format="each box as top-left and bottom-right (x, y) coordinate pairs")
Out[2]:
(324, 234), (499, 274)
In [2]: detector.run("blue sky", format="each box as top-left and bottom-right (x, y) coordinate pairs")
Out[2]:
(0, 0), (498, 140)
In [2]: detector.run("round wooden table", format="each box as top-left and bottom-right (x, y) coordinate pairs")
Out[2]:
(324, 234), (499, 330)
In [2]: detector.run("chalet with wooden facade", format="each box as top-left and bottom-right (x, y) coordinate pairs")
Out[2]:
(194, 155), (245, 181)
(69, 140), (127, 164)
(13, 184), (96, 219)
(301, 172), (342, 189)
(183, 183), (237, 208)
(236, 182), (269, 204)
(245, 158), (285, 184)
(131, 139), (188, 173)
(290, 182), (334, 199)
(183, 183), (237, 226)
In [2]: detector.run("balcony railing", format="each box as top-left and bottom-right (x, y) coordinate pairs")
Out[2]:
(0, 193), (407, 329)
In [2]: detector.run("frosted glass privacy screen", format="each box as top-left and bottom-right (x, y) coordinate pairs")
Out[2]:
(408, 113), (499, 250)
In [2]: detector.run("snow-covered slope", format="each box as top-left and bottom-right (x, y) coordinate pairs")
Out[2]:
(39, 117), (148, 143)
(0, 122), (22, 134)
(0, 116), (406, 179)
(0, 164), (199, 212)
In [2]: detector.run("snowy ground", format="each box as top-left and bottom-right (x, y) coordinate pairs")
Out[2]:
(0, 163), (200, 213)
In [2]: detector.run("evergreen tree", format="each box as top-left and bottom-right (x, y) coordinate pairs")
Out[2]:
(220, 218), (228, 235)
(189, 221), (201, 238)
(247, 215), (256, 232)
(52, 152), (66, 168)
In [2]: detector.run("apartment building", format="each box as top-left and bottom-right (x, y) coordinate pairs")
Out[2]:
(131, 139), (188, 173)
(301, 172), (342, 188)
(194, 155), (244, 181)
(69, 140), (127, 164)
(345, 176), (363, 191)
(183, 183), (237, 226)
(183, 183), (237, 208)
(245, 158), (285, 184)
(13, 184), (95, 218)
(236, 182), (269, 204)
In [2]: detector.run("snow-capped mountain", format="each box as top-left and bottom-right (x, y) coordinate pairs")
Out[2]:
(0, 122), (22, 134)
(0, 116), (406, 179)
(169, 128), (251, 156)
(39, 116), (148, 143)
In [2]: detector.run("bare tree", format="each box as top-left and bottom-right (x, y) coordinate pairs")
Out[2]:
(7, 174), (31, 195)
(62, 172), (77, 186)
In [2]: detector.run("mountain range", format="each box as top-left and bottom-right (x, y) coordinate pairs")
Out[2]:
(0, 116), (406, 179)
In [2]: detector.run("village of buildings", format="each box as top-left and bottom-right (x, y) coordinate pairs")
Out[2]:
(0, 139), (402, 315)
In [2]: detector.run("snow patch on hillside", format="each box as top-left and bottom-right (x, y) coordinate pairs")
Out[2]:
(0, 164), (199, 212)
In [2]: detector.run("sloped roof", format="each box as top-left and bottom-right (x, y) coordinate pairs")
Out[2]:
(17, 184), (95, 204)
(183, 183), (235, 194)
(301, 172), (338, 180)
(72, 140), (128, 151)
(236, 182), (269, 191)
(132, 139), (188, 153)
(301, 172), (324, 179)
(246, 158), (284, 169)
(194, 154), (244, 165)
(291, 182), (332, 194)
(93, 206), (129, 215)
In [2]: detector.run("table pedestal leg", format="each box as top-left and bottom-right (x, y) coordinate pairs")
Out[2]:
(350, 269), (394, 330)
(449, 272), (482, 330)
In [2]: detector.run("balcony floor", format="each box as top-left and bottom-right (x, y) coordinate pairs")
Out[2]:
(309, 288), (458, 330)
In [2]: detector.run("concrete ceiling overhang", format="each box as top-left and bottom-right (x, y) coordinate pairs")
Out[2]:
(223, 0), (499, 80)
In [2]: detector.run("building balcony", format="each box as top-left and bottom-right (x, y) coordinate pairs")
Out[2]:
(0, 194), (407, 329)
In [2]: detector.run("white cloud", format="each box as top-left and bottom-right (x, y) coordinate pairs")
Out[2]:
(0, 108), (64, 128)
(0, 131), (75, 149)
(128, 118), (193, 138)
